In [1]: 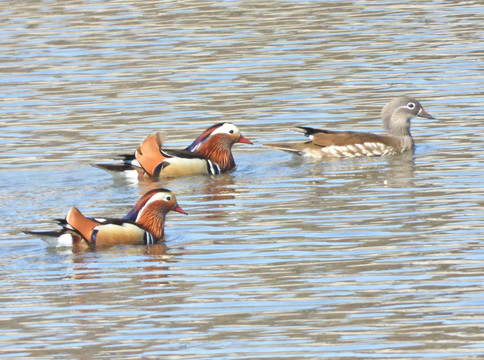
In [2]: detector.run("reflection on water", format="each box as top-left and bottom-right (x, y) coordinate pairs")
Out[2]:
(1, 0), (484, 359)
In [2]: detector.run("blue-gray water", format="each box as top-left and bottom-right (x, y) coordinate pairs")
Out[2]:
(1, 1), (484, 359)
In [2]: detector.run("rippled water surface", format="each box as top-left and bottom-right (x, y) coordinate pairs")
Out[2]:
(1, 0), (484, 359)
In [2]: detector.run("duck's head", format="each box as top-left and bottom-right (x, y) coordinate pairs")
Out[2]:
(124, 188), (187, 222)
(186, 122), (253, 152)
(382, 96), (434, 136)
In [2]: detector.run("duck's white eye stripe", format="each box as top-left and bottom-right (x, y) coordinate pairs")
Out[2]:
(212, 123), (238, 136)
(136, 192), (172, 222)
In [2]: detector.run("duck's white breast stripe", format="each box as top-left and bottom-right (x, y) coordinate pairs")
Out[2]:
(144, 232), (155, 245)
(206, 160), (222, 175)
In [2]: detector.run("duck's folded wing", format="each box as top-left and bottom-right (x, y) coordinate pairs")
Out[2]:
(298, 127), (400, 149)
(135, 133), (221, 177)
(91, 222), (155, 246)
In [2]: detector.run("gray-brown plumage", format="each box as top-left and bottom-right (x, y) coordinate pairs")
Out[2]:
(265, 96), (434, 158)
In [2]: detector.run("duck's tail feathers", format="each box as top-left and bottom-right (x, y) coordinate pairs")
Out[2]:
(23, 229), (62, 237)
(91, 162), (136, 172)
(91, 153), (139, 172)
(263, 143), (304, 155)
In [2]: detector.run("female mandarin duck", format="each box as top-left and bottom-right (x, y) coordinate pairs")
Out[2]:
(94, 122), (253, 177)
(265, 96), (434, 158)
(25, 188), (187, 248)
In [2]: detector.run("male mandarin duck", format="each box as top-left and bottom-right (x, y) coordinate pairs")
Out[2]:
(265, 96), (434, 158)
(93, 122), (253, 177)
(25, 188), (187, 248)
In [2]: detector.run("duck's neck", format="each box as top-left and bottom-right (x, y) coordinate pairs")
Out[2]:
(384, 111), (412, 136)
(384, 113), (415, 151)
(387, 122), (411, 138)
(136, 207), (166, 239)
(399, 135), (415, 152)
(196, 136), (235, 172)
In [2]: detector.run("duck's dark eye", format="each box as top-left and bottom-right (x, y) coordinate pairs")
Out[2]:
(229, 130), (234, 134)
(407, 102), (416, 109)
(165, 195), (172, 201)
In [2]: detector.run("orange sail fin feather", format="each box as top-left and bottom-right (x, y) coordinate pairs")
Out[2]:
(65, 207), (100, 244)
(135, 132), (169, 176)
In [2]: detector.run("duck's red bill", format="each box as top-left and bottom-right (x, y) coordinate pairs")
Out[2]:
(174, 205), (188, 215)
(238, 135), (253, 144)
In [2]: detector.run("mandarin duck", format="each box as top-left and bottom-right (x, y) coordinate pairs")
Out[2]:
(25, 188), (187, 248)
(265, 96), (434, 158)
(93, 122), (253, 177)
